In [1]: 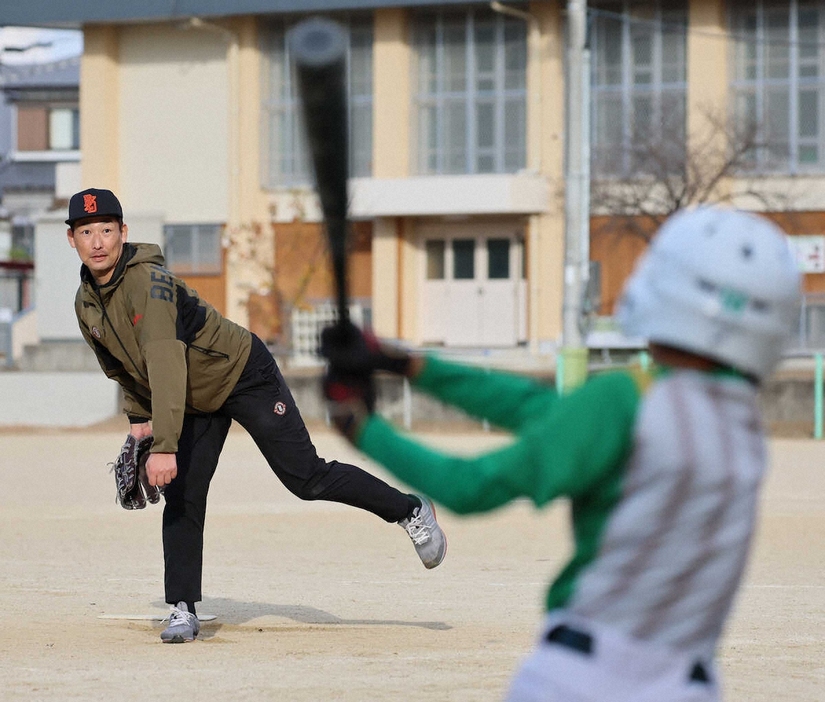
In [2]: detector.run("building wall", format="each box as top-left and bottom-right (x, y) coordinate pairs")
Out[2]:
(118, 23), (229, 223)
(371, 217), (401, 337)
(687, 0), (729, 201)
(368, 2), (566, 348)
(81, 22), (232, 321)
(81, 26), (120, 191)
(76, 6), (567, 349)
(273, 221), (372, 306)
(589, 214), (653, 315)
(768, 211), (825, 295)
(73, 1), (825, 353)
(180, 258), (228, 316)
(16, 106), (48, 151)
(530, 0), (565, 348)
(370, 8), (409, 339)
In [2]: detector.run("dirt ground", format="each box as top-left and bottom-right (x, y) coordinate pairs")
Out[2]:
(0, 424), (823, 701)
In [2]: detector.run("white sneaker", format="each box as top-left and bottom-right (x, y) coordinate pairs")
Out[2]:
(160, 602), (200, 643)
(399, 496), (447, 569)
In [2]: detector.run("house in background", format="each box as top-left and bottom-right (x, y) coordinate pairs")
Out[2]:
(0, 57), (80, 256)
(0, 56), (80, 320)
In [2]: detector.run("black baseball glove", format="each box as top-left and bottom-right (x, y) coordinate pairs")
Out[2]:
(110, 434), (163, 510)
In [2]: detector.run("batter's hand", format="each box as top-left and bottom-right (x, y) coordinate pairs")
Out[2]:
(320, 320), (412, 377)
(146, 452), (178, 487)
(323, 368), (374, 442)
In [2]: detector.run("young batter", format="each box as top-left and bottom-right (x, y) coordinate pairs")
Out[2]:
(66, 187), (446, 644)
(320, 206), (801, 701)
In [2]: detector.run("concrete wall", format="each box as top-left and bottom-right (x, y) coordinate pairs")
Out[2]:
(35, 212), (87, 341)
(0, 360), (820, 434)
(11, 308), (37, 361)
(0, 371), (120, 427)
(281, 365), (825, 437)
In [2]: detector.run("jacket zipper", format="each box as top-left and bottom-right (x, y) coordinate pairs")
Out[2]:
(94, 285), (150, 382)
(190, 344), (230, 360)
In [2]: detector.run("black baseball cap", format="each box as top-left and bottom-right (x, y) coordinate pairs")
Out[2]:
(66, 188), (124, 227)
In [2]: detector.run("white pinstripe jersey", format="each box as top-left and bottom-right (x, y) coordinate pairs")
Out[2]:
(567, 369), (765, 660)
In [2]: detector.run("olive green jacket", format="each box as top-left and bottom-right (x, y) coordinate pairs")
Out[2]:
(74, 242), (251, 453)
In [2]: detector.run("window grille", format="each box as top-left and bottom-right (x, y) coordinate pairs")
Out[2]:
(261, 16), (373, 188)
(731, 0), (825, 173)
(413, 7), (527, 175)
(590, 1), (688, 177)
(163, 224), (223, 275)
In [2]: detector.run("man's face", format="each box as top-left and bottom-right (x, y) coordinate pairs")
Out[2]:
(67, 217), (129, 285)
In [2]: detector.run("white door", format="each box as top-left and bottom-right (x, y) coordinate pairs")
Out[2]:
(421, 225), (526, 348)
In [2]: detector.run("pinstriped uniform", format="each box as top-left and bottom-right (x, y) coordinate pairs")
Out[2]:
(509, 370), (764, 701)
(569, 371), (764, 658)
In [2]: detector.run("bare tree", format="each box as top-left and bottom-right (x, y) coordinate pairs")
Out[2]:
(590, 107), (791, 242)
(584, 106), (803, 321)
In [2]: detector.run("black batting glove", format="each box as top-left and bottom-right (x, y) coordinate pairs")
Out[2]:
(322, 368), (375, 442)
(320, 320), (411, 377)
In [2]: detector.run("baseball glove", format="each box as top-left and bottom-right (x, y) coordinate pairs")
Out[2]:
(110, 434), (163, 510)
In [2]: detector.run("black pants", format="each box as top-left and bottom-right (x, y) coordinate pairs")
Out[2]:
(162, 335), (412, 605)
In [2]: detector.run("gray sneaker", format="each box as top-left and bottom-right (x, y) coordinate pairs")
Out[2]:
(160, 602), (200, 643)
(399, 496), (447, 569)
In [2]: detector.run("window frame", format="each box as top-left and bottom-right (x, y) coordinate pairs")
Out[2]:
(730, 0), (825, 174)
(48, 105), (80, 151)
(260, 14), (374, 189)
(412, 7), (527, 176)
(163, 223), (224, 276)
(589, 1), (688, 178)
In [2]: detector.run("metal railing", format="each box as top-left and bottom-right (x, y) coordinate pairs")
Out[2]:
(289, 302), (366, 365)
(794, 293), (825, 351)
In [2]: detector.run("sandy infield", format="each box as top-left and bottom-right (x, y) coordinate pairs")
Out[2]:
(0, 424), (823, 701)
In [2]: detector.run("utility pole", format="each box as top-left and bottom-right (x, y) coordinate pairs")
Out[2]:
(557, 0), (590, 393)
(562, 0), (590, 349)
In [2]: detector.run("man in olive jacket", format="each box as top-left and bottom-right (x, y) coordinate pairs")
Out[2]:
(66, 188), (446, 643)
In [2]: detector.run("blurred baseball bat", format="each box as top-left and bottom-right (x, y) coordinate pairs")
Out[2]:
(290, 18), (350, 326)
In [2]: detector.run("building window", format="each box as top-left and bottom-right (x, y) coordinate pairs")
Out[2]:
(49, 107), (80, 150)
(261, 16), (373, 188)
(425, 239), (446, 279)
(590, 1), (688, 177)
(16, 105), (80, 151)
(413, 7), (527, 175)
(731, 0), (825, 173)
(11, 222), (34, 260)
(164, 224), (223, 275)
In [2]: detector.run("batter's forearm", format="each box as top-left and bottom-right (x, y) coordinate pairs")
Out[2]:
(358, 415), (531, 514)
(413, 355), (557, 431)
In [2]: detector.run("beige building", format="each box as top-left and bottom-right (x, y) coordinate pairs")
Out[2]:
(77, 2), (563, 351)
(5, 0), (825, 354)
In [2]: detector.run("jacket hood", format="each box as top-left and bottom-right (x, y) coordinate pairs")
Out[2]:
(80, 242), (166, 287)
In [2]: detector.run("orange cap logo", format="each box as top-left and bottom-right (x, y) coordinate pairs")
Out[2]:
(83, 194), (98, 214)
